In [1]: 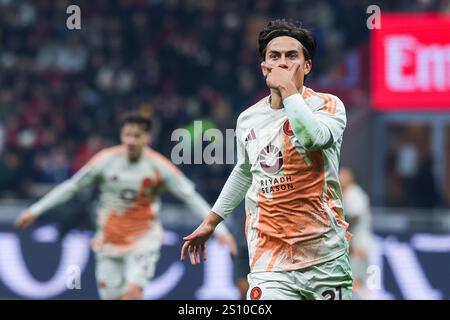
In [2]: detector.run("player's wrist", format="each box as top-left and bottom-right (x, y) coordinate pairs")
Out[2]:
(204, 211), (224, 228)
(279, 81), (298, 99)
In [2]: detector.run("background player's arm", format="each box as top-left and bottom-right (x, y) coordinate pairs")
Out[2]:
(15, 151), (105, 228)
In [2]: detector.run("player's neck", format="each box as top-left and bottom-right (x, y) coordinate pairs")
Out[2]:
(269, 90), (283, 109)
(128, 150), (143, 162)
(269, 86), (303, 109)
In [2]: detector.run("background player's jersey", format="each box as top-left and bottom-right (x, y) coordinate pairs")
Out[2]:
(343, 184), (372, 255)
(237, 87), (350, 273)
(29, 145), (219, 256)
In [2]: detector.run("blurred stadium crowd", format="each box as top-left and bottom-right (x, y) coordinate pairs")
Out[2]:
(1, 0), (450, 207)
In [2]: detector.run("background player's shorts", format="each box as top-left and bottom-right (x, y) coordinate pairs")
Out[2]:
(95, 248), (160, 300)
(247, 253), (353, 300)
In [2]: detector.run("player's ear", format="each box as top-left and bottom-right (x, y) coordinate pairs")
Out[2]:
(304, 59), (312, 76)
(261, 61), (270, 78)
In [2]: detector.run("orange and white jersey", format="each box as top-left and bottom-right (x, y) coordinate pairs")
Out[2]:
(29, 145), (226, 256)
(213, 86), (350, 273)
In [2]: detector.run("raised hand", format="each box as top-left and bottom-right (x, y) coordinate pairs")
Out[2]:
(262, 62), (301, 98)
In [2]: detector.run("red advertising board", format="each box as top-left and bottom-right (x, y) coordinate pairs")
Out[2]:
(372, 14), (450, 111)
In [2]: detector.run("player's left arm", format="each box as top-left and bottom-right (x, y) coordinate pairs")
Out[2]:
(283, 93), (346, 151)
(264, 62), (346, 151)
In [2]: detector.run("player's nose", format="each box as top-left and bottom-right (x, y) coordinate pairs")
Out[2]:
(277, 55), (289, 69)
(277, 59), (288, 69)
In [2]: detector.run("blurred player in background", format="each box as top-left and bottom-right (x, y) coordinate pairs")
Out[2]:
(15, 112), (237, 300)
(339, 167), (373, 300)
(181, 19), (352, 300)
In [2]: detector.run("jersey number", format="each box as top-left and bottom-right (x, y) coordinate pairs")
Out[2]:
(321, 287), (342, 300)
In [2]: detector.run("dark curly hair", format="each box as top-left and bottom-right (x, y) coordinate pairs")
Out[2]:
(120, 112), (152, 132)
(258, 19), (316, 73)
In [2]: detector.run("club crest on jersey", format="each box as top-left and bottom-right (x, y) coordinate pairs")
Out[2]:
(250, 287), (262, 300)
(258, 144), (283, 174)
(142, 177), (153, 188)
(283, 120), (294, 136)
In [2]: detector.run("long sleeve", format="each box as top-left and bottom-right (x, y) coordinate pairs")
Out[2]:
(29, 151), (106, 217)
(283, 93), (346, 151)
(211, 125), (252, 220)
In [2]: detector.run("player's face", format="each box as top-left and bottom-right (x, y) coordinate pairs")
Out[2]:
(262, 36), (312, 88)
(120, 123), (150, 160)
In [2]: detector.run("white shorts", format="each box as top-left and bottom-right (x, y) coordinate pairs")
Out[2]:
(247, 253), (353, 300)
(95, 248), (160, 300)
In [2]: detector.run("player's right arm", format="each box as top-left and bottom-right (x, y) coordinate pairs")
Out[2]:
(210, 125), (253, 220)
(181, 122), (252, 264)
(15, 150), (107, 229)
